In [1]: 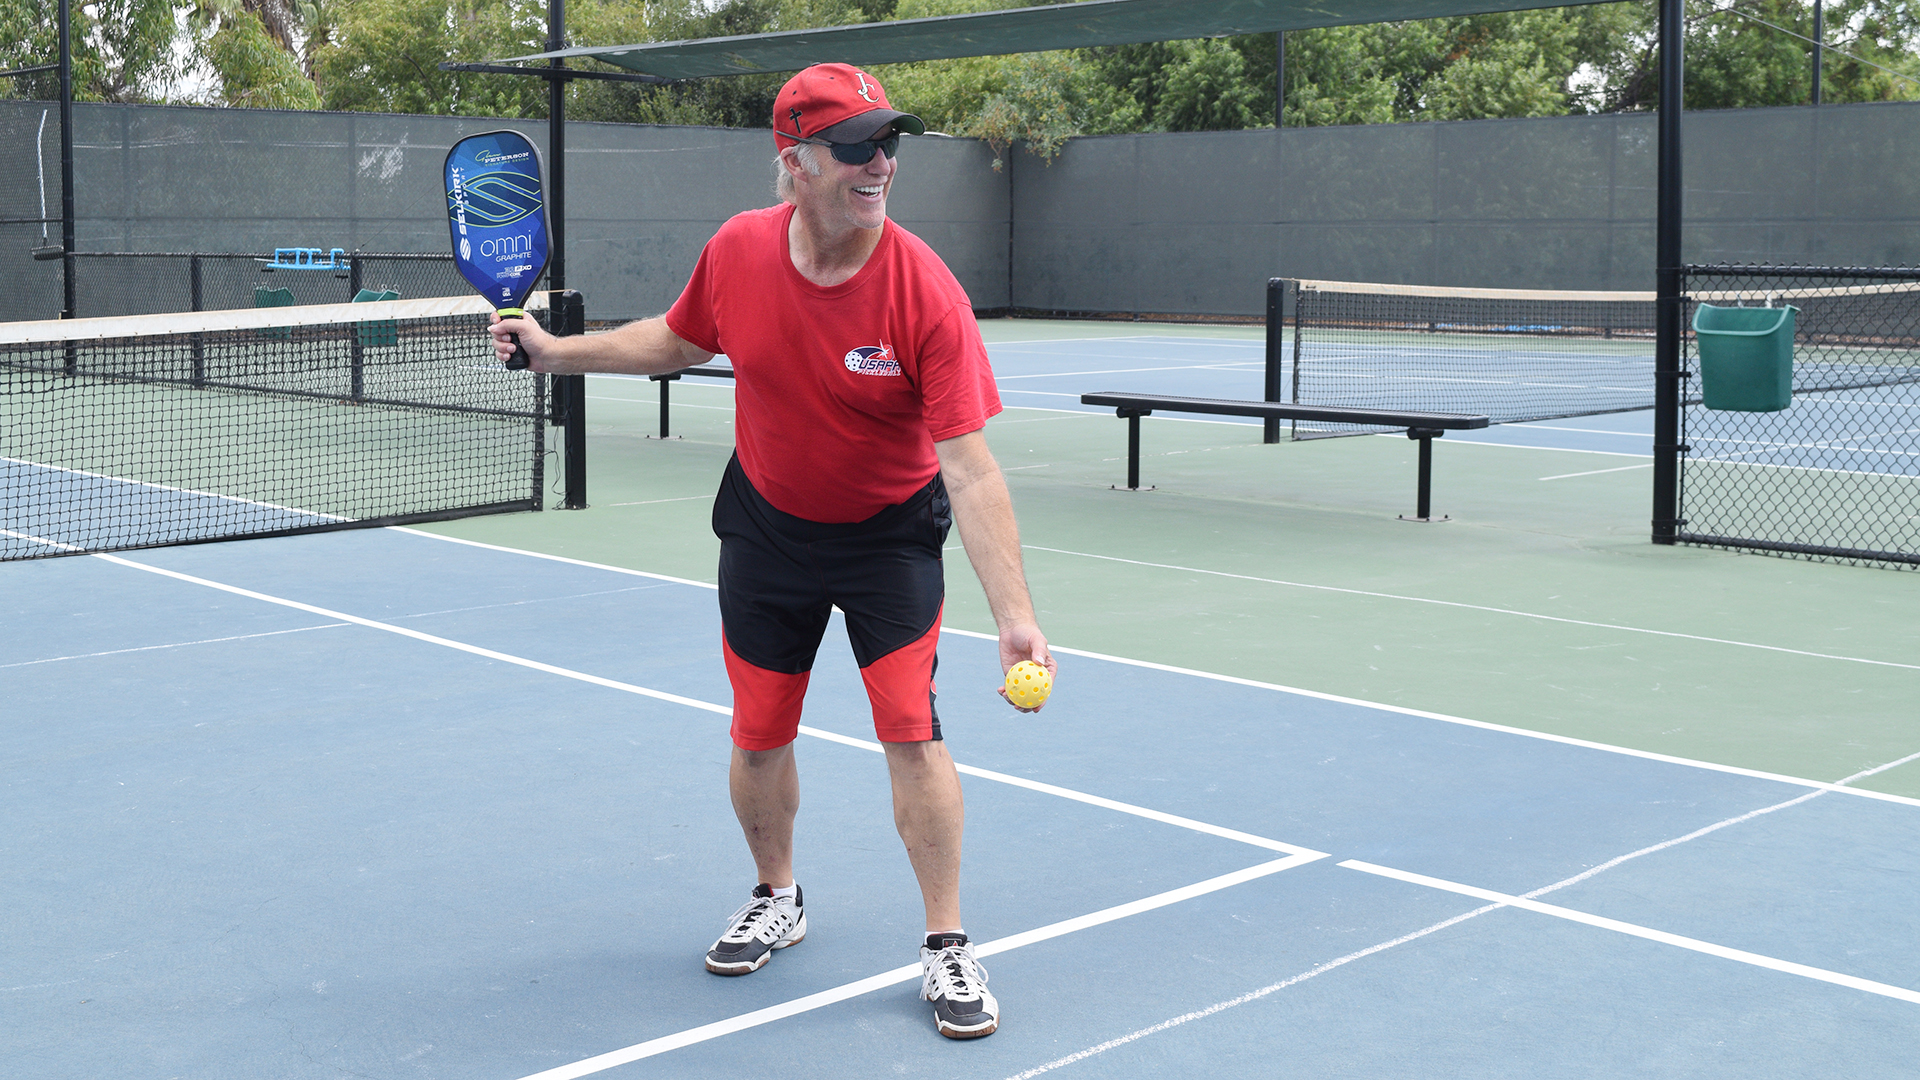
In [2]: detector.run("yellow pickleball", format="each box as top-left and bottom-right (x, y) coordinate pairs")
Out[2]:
(1003, 660), (1052, 709)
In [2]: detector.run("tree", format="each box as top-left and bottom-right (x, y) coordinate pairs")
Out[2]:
(189, 0), (324, 108)
(312, 0), (649, 116)
(569, 0), (898, 127)
(0, 0), (179, 103)
(1555, 0), (1920, 113)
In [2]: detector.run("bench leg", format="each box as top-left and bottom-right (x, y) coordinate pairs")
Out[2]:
(1399, 429), (1445, 522)
(1127, 412), (1141, 490)
(659, 378), (670, 439)
(1113, 408), (1152, 491)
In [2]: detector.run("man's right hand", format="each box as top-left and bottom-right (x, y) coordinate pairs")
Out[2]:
(489, 310), (557, 371)
(486, 312), (714, 378)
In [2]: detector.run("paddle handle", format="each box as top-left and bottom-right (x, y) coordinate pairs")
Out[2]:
(497, 307), (531, 370)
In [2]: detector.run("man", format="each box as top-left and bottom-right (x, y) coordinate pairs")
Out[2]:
(490, 63), (1053, 1041)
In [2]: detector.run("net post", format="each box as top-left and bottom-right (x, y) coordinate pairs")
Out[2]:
(1652, 0), (1685, 545)
(189, 255), (206, 387)
(533, 369), (547, 511)
(1263, 277), (1282, 443)
(553, 290), (587, 510)
(346, 255), (367, 400)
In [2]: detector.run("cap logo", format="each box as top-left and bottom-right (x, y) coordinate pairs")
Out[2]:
(788, 106), (803, 134)
(854, 72), (878, 104)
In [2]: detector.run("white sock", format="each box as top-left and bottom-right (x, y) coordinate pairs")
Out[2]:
(770, 884), (797, 902)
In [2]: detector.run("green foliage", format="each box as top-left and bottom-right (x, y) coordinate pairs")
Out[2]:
(314, 0), (545, 115)
(1083, 38), (1266, 131)
(570, 0), (890, 126)
(0, 0), (178, 102)
(1276, 26), (1401, 126)
(190, 0), (324, 107)
(1421, 11), (1598, 119)
(3, 0), (1916, 134)
(313, 0), (647, 117)
(1685, 0), (1920, 109)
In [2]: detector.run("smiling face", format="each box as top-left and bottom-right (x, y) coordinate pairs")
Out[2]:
(784, 128), (897, 237)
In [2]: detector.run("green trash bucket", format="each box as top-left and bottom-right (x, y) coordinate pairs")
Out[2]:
(352, 288), (400, 348)
(253, 285), (295, 339)
(1692, 303), (1795, 412)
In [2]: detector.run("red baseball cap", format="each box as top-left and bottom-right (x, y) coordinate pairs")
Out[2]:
(773, 63), (925, 147)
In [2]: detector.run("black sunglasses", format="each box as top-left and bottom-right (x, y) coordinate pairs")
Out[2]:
(785, 132), (900, 166)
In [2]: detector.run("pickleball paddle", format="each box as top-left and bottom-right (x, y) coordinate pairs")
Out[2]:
(444, 130), (551, 369)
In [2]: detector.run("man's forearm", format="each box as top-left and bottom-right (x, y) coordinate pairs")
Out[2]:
(937, 432), (1036, 631)
(538, 315), (714, 376)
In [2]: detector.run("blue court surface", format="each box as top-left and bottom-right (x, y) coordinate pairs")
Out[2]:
(7, 524), (1917, 1079)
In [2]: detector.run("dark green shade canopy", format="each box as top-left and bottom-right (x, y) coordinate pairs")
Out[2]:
(495, 0), (1614, 79)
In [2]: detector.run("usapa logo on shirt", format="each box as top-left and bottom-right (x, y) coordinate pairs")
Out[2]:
(843, 342), (901, 377)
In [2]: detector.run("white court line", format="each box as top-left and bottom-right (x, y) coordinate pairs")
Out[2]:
(995, 363), (1262, 380)
(1540, 463), (1655, 480)
(0, 623), (346, 668)
(64, 534), (1918, 1069)
(1340, 860), (1920, 1005)
(798, 725), (1321, 858)
(90, 553), (734, 717)
(944, 624), (1920, 808)
(1022, 544), (1920, 674)
(1006, 763), (1920, 1077)
(1510, 422), (1655, 436)
(512, 855), (1319, 1080)
(90, 548), (1317, 854)
(603, 495), (714, 507)
(1448, 439), (1652, 458)
(1, 455), (345, 521)
(76, 542), (1359, 1079)
(987, 336), (1261, 349)
(395, 528), (1920, 809)
(395, 529), (721, 590)
(1, 526), (81, 551)
(1004, 902), (1502, 1078)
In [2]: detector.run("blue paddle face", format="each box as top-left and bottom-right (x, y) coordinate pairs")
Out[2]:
(444, 131), (550, 309)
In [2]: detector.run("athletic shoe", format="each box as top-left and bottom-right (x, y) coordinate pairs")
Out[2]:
(919, 932), (999, 1038)
(704, 883), (806, 975)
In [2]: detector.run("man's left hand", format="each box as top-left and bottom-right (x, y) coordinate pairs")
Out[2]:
(997, 624), (1055, 713)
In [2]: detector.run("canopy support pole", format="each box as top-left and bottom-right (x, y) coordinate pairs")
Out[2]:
(1652, 0), (1684, 543)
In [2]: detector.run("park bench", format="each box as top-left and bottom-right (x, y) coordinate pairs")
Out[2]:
(649, 361), (735, 438)
(1079, 392), (1490, 522)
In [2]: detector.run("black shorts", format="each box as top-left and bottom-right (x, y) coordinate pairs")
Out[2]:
(712, 455), (951, 749)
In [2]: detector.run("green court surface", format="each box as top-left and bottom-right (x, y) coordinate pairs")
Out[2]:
(416, 319), (1920, 800)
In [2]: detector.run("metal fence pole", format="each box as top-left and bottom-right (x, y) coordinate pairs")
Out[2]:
(1652, 0), (1685, 544)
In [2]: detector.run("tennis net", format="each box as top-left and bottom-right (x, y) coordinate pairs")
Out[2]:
(2, 295), (551, 561)
(1272, 279), (1659, 436)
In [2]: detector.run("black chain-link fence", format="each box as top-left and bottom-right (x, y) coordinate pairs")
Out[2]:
(60, 251), (486, 318)
(1679, 265), (1920, 568)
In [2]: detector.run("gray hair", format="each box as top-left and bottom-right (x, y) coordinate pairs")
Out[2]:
(773, 143), (821, 203)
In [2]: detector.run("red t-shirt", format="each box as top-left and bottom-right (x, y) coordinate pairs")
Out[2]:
(665, 204), (1001, 522)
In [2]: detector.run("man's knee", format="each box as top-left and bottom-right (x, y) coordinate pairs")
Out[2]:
(734, 742), (796, 768)
(882, 738), (954, 779)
